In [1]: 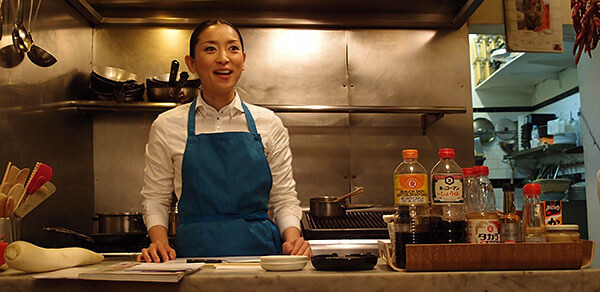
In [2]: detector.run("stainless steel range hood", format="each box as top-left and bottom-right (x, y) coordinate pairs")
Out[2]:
(66, 0), (483, 28)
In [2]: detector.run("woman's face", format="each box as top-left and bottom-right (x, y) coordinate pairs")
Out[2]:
(185, 23), (246, 98)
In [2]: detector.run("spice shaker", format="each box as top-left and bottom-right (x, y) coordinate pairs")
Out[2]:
(522, 183), (546, 242)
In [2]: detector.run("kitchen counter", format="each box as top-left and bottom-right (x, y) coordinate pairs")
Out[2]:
(2, 259), (600, 292)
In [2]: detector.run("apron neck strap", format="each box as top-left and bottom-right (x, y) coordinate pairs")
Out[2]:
(187, 97), (259, 135)
(241, 102), (259, 135)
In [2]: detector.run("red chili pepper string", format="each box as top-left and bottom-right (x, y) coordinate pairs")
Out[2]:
(573, 0), (600, 64)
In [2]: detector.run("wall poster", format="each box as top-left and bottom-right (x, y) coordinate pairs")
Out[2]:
(503, 0), (564, 53)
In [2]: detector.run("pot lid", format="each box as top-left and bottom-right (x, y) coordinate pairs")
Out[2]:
(473, 117), (495, 144)
(495, 118), (517, 141)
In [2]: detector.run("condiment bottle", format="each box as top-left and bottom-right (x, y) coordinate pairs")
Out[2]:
(394, 149), (429, 207)
(522, 183), (547, 242)
(500, 183), (521, 243)
(393, 149), (431, 268)
(430, 148), (466, 243)
(466, 166), (500, 244)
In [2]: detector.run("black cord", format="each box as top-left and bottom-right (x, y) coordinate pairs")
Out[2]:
(580, 112), (600, 153)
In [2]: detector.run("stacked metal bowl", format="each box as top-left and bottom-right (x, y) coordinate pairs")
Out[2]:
(533, 178), (571, 201)
(90, 66), (145, 102)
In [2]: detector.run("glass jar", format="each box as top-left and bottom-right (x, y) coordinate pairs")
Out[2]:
(545, 225), (580, 243)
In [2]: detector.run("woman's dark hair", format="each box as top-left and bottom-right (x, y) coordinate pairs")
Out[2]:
(189, 19), (245, 58)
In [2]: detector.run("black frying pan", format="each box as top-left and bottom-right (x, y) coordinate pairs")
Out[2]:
(311, 253), (378, 271)
(44, 226), (149, 253)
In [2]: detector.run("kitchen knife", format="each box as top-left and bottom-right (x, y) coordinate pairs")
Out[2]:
(15, 181), (56, 218)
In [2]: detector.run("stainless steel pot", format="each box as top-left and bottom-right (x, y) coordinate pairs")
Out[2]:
(310, 196), (345, 217)
(95, 212), (146, 234)
(309, 187), (365, 218)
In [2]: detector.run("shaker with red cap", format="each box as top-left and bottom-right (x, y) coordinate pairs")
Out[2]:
(522, 183), (547, 242)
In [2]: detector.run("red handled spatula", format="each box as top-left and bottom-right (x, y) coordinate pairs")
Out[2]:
(26, 163), (52, 195)
(17, 162), (52, 209)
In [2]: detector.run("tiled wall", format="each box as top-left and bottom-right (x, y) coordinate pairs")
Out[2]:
(472, 93), (583, 211)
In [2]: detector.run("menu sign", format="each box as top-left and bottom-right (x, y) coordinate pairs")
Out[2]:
(503, 0), (564, 53)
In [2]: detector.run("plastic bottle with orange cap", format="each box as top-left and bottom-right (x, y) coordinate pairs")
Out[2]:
(392, 149), (431, 268)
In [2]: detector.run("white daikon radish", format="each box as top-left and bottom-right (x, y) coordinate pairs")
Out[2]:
(4, 241), (104, 273)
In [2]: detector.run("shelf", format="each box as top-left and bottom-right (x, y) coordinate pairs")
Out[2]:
(504, 143), (578, 160)
(0, 100), (466, 134)
(474, 41), (576, 94)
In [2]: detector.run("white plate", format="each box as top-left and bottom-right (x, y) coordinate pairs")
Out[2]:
(259, 255), (308, 263)
(259, 261), (307, 271)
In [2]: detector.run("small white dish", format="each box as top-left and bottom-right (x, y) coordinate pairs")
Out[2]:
(260, 261), (307, 271)
(259, 255), (308, 263)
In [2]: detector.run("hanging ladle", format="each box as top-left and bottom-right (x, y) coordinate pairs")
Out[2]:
(12, 0), (33, 53)
(26, 0), (56, 67)
(1, 0), (4, 41)
(12, 0), (56, 67)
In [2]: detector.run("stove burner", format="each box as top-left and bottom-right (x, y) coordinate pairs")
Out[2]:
(301, 208), (394, 240)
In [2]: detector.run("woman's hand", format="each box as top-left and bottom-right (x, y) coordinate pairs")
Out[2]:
(136, 225), (176, 262)
(137, 240), (177, 263)
(281, 227), (311, 257)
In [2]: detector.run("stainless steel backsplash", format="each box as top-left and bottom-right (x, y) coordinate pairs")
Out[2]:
(1, 1), (474, 245)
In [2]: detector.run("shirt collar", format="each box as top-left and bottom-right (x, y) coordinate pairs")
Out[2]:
(195, 91), (244, 116)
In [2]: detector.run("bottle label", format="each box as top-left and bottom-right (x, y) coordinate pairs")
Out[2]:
(467, 219), (500, 243)
(543, 200), (562, 226)
(500, 222), (521, 243)
(394, 174), (428, 205)
(432, 175), (464, 204)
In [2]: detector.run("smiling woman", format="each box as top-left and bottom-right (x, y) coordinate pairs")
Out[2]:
(184, 21), (246, 109)
(138, 19), (311, 263)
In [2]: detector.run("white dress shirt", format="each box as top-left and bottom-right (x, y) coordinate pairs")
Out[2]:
(141, 92), (302, 237)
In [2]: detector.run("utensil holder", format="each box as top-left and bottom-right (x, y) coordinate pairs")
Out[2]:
(0, 217), (22, 242)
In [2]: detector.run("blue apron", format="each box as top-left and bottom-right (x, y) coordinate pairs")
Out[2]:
(175, 98), (282, 257)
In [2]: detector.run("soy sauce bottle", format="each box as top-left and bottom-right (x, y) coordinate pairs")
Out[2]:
(430, 148), (467, 243)
(393, 149), (431, 268)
